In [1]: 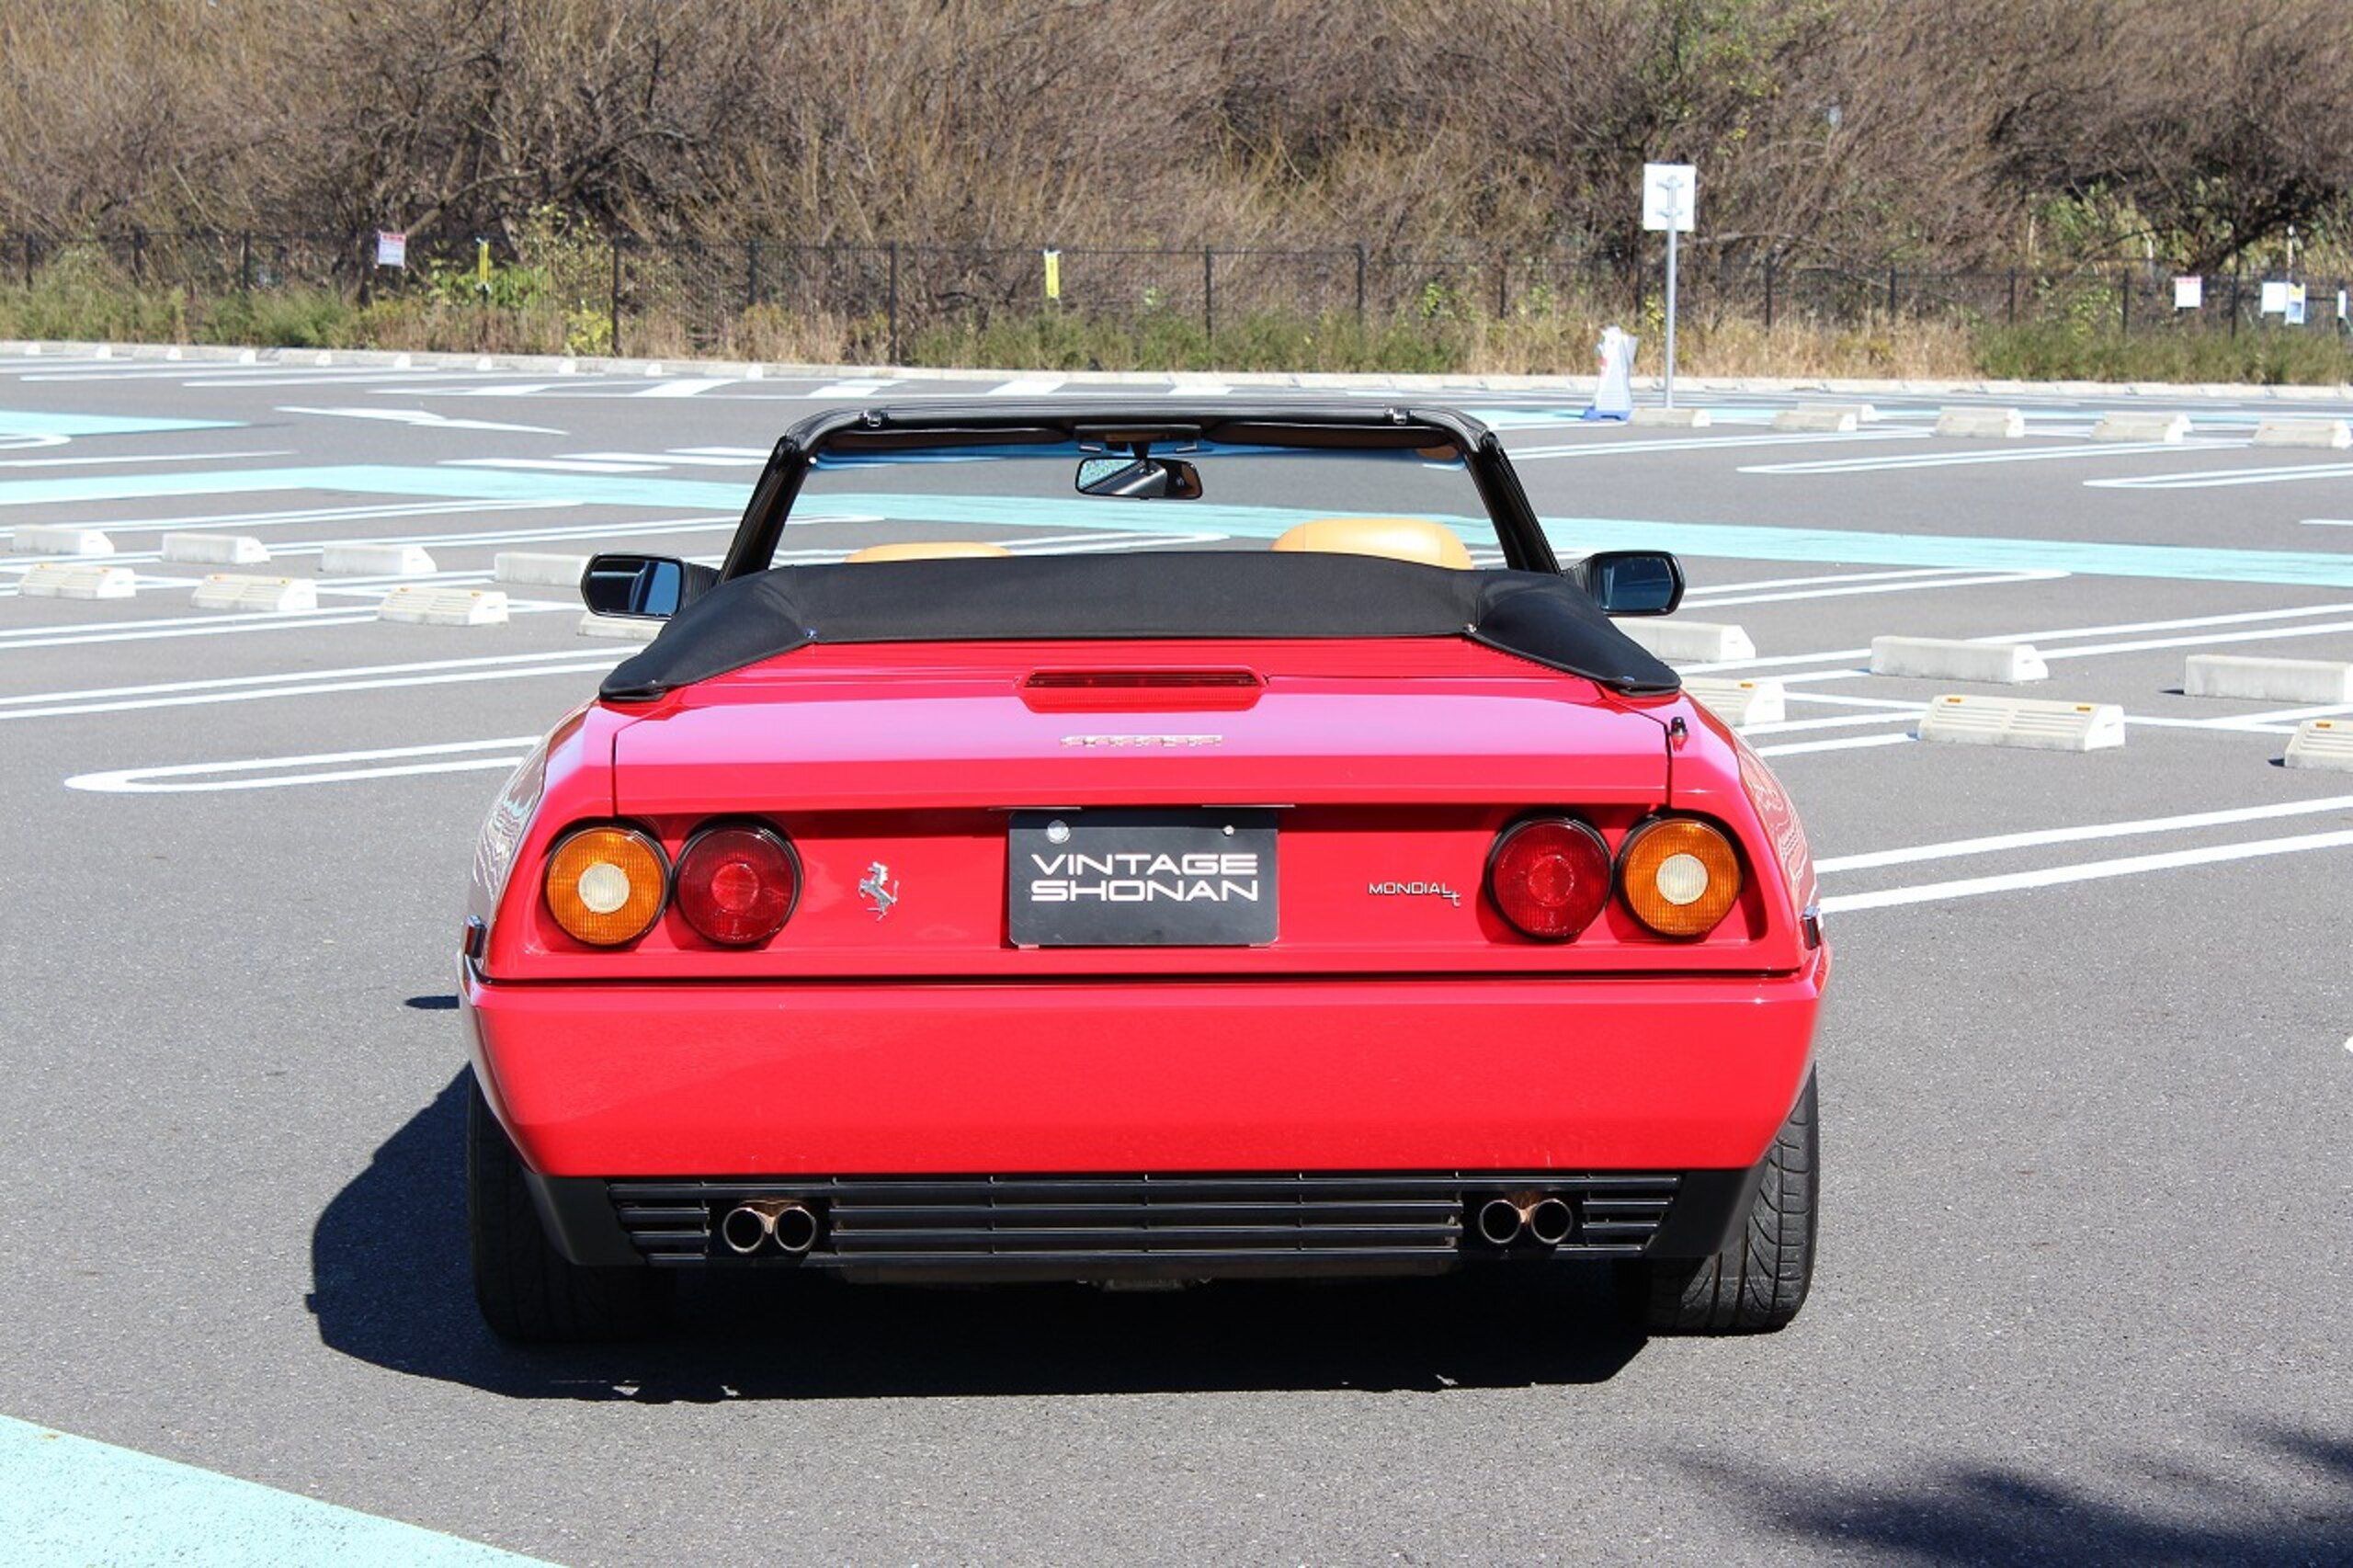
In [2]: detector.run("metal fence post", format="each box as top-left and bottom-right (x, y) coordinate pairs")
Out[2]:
(1496, 256), (1508, 317)
(746, 237), (760, 312)
(2229, 267), (2240, 339)
(887, 242), (901, 364)
(2006, 267), (2018, 325)
(1763, 255), (1775, 333)
(2120, 268), (2130, 335)
(1202, 247), (1214, 344)
(1354, 244), (1366, 324)
(23, 232), (35, 290)
(238, 232), (252, 291)
(1886, 264), (1897, 318)
(131, 228), (147, 288)
(608, 237), (622, 358)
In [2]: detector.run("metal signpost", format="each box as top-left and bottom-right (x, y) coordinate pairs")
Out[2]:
(1642, 163), (1697, 408)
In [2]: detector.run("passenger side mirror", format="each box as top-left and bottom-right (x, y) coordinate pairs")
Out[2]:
(580, 554), (717, 619)
(1579, 551), (1685, 617)
(1074, 455), (1204, 500)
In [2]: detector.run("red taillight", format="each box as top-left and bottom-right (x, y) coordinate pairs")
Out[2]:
(675, 824), (800, 947)
(1486, 818), (1612, 941)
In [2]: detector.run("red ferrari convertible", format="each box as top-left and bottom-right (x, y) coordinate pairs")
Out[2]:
(461, 403), (1826, 1341)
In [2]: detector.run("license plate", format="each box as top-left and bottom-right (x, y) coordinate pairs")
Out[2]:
(1008, 809), (1278, 947)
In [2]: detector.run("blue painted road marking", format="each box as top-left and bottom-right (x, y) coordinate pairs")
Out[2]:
(4, 463), (2351, 586)
(0, 410), (240, 438)
(0, 463), (750, 512)
(0, 1414), (546, 1565)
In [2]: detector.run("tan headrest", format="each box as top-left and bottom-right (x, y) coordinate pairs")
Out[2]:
(1269, 517), (1473, 570)
(842, 540), (1014, 563)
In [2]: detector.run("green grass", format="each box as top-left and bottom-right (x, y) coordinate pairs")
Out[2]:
(1978, 321), (2353, 383)
(4, 261), (2347, 382)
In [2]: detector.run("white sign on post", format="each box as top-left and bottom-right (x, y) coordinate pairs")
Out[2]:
(2172, 276), (2202, 311)
(1640, 164), (1696, 409)
(1641, 164), (1698, 233)
(2260, 280), (2290, 315)
(374, 231), (407, 268)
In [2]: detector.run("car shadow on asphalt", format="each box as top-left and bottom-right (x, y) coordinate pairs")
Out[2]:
(1674, 1422), (2353, 1563)
(309, 1071), (1647, 1402)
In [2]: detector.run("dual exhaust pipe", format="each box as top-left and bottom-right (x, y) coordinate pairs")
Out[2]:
(719, 1198), (819, 1257)
(1475, 1190), (1574, 1248)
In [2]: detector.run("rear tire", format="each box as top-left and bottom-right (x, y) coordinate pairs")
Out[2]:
(467, 1073), (668, 1343)
(1620, 1070), (1817, 1335)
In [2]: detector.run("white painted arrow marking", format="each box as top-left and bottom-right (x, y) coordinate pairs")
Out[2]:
(278, 405), (563, 435)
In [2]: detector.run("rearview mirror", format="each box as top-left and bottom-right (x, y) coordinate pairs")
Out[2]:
(580, 554), (717, 619)
(1579, 551), (1685, 617)
(1074, 455), (1204, 499)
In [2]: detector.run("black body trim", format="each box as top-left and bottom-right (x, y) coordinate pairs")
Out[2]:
(525, 1162), (1765, 1281)
(600, 552), (1679, 702)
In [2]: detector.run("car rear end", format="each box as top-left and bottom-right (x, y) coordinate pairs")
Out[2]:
(462, 637), (1824, 1291)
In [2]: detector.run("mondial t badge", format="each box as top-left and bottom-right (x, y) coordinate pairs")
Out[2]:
(858, 861), (900, 920)
(1059, 734), (1223, 748)
(1369, 880), (1462, 907)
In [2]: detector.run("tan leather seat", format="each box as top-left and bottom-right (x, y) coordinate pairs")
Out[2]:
(842, 540), (1014, 563)
(1269, 517), (1473, 570)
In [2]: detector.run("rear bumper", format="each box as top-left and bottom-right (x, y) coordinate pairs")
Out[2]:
(465, 958), (1822, 1270)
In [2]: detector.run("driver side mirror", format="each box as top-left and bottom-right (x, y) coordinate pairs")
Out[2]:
(1578, 551), (1685, 617)
(580, 554), (717, 619)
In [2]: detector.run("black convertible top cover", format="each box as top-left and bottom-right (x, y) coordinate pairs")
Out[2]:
(599, 552), (1679, 700)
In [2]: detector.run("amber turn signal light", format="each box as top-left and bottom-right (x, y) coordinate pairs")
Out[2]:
(1618, 818), (1742, 938)
(544, 824), (667, 946)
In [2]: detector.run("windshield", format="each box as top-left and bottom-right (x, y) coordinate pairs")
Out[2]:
(773, 435), (1507, 569)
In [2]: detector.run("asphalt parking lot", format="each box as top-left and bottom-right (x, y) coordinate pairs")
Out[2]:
(2, 350), (2349, 1565)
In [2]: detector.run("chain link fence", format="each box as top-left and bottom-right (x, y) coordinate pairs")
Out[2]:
(6, 229), (2347, 364)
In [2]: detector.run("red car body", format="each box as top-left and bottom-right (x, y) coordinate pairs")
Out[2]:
(460, 403), (1826, 1335)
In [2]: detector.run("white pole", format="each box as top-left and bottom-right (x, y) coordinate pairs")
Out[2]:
(1664, 222), (1679, 409)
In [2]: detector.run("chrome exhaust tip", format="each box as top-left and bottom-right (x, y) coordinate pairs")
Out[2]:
(719, 1198), (816, 1256)
(769, 1201), (819, 1256)
(1475, 1197), (1526, 1246)
(720, 1201), (780, 1255)
(1525, 1196), (1574, 1247)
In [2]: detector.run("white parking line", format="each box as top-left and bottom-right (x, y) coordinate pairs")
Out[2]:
(1820, 795), (2353, 874)
(2088, 461), (2353, 490)
(1, 498), (571, 551)
(1753, 733), (1915, 757)
(446, 458), (669, 473)
(1745, 711), (1923, 735)
(67, 736), (539, 793)
(634, 379), (735, 397)
(562, 451), (766, 468)
(1696, 569), (2067, 608)
(1686, 567), (1991, 596)
(2040, 621), (2353, 663)
(279, 406), (564, 435)
(0, 609), (376, 644)
(1695, 601), (2353, 676)
(0, 649), (621, 722)
(1740, 440), (2232, 475)
(1821, 829), (2353, 914)
(1514, 429), (1926, 460)
(1994, 602), (2353, 642)
(0, 449), (291, 470)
